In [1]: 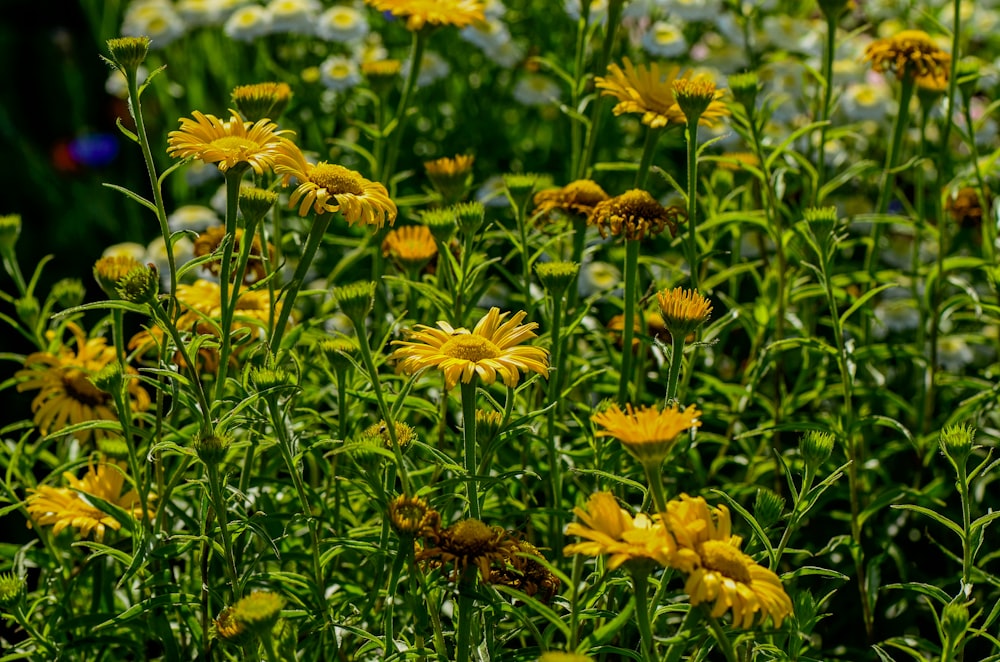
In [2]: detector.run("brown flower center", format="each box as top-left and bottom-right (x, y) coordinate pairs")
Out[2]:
(445, 519), (500, 553)
(311, 163), (365, 195)
(63, 370), (111, 407)
(440, 335), (501, 362)
(699, 540), (753, 584)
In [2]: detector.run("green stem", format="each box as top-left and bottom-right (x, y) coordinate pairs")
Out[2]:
(633, 126), (661, 191)
(706, 613), (738, 662)
(617, 238), (640, 404)
(148, 298), (214, 435)
(956, 459), (973, 587)
(631, 570), (655, 662)
(379, 30), (427, 185)
(126, 66), (177, 299)
(643, 461), (668, 515)
(460, 379), (481, 520)
(353, 319), (412, 495)
(664, 332), (686, 406)
(864, 72), (916, 279)
(270, 211), (332, 353)
(205, 462), (241, 600)
(455, 579), (476, 662)
(815, 11), (838, 204)
(684, 117), (701, 290)
(545, 288), (566, 546)
(662, 605), (697, 662)
(216, 204), (260, 403)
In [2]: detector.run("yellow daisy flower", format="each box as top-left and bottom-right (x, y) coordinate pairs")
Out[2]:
(389, 307), (549, 390)
(595, 58), (686, 129)
(863, 30), (950, 80)
(16, 324), (150, 444)
(592, 402), (701, 466)
(665, 494), (793, 628)
(166, 109), (290, 175)
(656, 287), (713, 338)
(366, 0), (486, 32)
(381, 224), (439, 269)
(25, 460), (149, 541)
(273, 141), (397, 228)
(563, 491), (677, 570)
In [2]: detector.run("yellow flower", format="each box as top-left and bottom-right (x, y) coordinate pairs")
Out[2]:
(230, 81), (293, 122)
(273, 142), (397, 228)
(388, 493), (441, 538)
(563, 492), (677, 570)
(390, 307), (549, 390)
(532, 179), (609, 220)
(595, 58), (687, 129)
(25, 461), (149, 541)
(381, 224), (439, 269)
(665, 494), (793, 628)
(16, 324), (150, 444)
(166, 109), (290, 175)
(366, 0), (486, 31)
(424, 153), (475, 202)
(592, 402), (701, 466)
(656, 287), (713, 338)
(589, 189), (683, 241)
(671, 74), (730, 127)
(863, 30), (950, 80)
(193, 225), (273, 285)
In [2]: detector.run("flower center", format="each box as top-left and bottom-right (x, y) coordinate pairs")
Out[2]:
(310, 163), (365, 195)
(211, 136), (258, 152)
(440, 335), (501, 362)
(446, 519), (500, 553)
(699, 540), (753, 584)
(63, 370), (112, 407)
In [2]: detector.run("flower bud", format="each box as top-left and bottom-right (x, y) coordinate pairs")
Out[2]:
(231, 590), (284, 635)
(51, 278), (86, 309)
(238, 187), (279, 227)
(0, 214), (22, 252)
(941, 600), (970, 644)
(333, 281), (376, 324)
(801, 430), (835, 468)
(940, 423), (975, 466)
(727, 71), (759, 111)
(196, 433), (232, 466)
(452, 201), (486, 238)
(116, 264), (160, 305)
(753, 488), (785, 530)
(536, 261), (580, 297)
(0, 572), (25, 610)
(231, 81), (292, 123)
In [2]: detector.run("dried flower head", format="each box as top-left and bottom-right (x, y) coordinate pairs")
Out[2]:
(863, 30), (950, 81)
(388, 494), (441, 538)
(532, 180), (609, 220)
(416, 518), (517, 582)
(589, 190), (682, 241)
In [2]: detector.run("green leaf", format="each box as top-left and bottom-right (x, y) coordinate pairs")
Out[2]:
(891, 504), (964, 540)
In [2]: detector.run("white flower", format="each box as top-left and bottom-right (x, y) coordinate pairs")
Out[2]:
(641, 20), (688, 58)
(512, 74), (562, 106)
(872, 291), (921, 339)
(184, 160), (224, 188)
(265, 0), (320, 35)
(168, 205), (221, 234)
(105, 67), (149, 99)
(461, 18), (511, 55)
(176, 0), (239, 27)
(317, 5), (369, 43)
(564, 0), (607, 23)
(103, 242), (148, 262)
(937, 336), (975, 373)
(758, 16), (821, 55)
(660, 0), (721, 22)
(320, 55), (362, 92)
(121, 0), (187, 48)
(146, 236), (195, 291)
(578, 261), (622, 298)
(402, 51), (451, 88)
(224, 5), (273, 41)
(839, 81), (893, 123)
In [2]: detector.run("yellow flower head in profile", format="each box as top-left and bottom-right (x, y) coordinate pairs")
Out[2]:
(166, 109), (291, 175)
(424, 154), (475, 202)
(592, 402), (701, 466)
(274, 141), (397, 228)
(665, 494), (793, 628)
(656, 287), (713, 338)
(595, 58), (686, 128)
(863, 30), (950, 81)
(672, 74), (730, 127)
(366, 0), (486, 31)
(589, 189), (683, 241)
(390, 307), (549, 390)
(16, 323), (150, 444)
(563, 491), (677, 570)
(25, 460), (149, 541)
(532, 179), (610, 221)
(381, 224), (439, 269)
